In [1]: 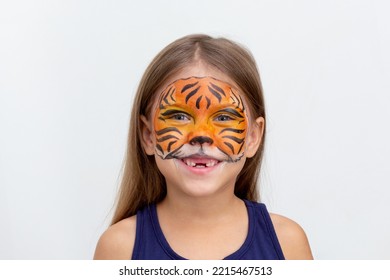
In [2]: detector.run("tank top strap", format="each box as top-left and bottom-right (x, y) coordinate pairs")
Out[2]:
(132, 204), (177, 259)
(241, 200), (285, 260)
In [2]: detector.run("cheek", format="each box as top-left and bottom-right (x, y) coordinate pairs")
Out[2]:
(153, 113), (191, 156)
(214, 121), (248, 156)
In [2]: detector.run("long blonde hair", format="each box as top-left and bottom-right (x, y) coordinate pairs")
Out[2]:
(111, 34), (266, 225)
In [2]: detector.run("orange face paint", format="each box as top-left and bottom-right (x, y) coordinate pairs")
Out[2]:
(153, 76), (248, 162)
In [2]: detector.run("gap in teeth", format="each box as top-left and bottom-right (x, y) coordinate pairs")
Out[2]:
(182, 159), (218, 167)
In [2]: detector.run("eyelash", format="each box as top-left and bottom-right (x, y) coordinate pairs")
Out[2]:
(214, 114), (235, 122)
(170, 113), (190, 121)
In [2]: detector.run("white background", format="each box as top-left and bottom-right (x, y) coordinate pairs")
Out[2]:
(1, 0), (389, 259)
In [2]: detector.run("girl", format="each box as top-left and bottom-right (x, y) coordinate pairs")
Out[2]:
(94, 34), (313, 260)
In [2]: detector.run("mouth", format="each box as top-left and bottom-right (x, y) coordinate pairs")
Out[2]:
(180, 157), (221, 168)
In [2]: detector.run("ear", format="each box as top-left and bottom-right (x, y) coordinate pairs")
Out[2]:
(245, 117), (265, 158)
(140, 115), (155, 155)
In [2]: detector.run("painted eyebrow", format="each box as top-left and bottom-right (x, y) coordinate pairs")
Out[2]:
(160, 109), (191, 116)
(215, 108), (245, 118)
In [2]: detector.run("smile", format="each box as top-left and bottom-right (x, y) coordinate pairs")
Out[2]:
(181, 158), (220, 168)
(182, 158), (219, 168)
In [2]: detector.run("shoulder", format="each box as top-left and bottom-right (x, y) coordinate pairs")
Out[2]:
(270, 213), (313, 260)
(93, 215), (137, 260)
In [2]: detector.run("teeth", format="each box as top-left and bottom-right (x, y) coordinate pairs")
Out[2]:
(206, 160), (217, 167)
(184, 159), (196, 167)
(183, 159), (218, 167)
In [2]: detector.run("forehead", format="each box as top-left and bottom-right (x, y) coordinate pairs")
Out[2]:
(157, 76), (243, 110)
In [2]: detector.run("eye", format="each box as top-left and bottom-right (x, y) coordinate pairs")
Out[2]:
(161, 109), (192, 122)
(172, 113), (190, 121)
(214, 114), (234, 122)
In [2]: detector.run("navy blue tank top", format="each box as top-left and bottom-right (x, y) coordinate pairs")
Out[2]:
(132, 200), (285, 260)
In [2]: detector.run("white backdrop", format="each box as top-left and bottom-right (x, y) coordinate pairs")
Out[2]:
(1, 0), (389, 259)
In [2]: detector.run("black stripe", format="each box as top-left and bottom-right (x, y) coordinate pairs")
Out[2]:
(217, 147), (232, 160)
(155, 127), (183, 136)
(239, 94), (245, 111)
(165, 144), (184, 159)
(181, 81), (199, 93)
(196, 95), (202, 109)
(206, 96), (211, 109)
(233, 153), (244, 162)
(185, 86), (200, 104)
(233, 89), (245, 111)
(237, 141), (245, 154)
(156, 144), (163, 154)
(217, 108), (245, 118)
(231, 90), (240, 108)
(171, 149), (183, 158)
(169, 88), (176, 102)
(210, 82), (226, 96)
(224, 142), (235, 154)
(222, 135), (244, 144)
(167, 140), (177, 152)
(208, 86), (222, 103)
(157, 135), (179, 142)
(158, 117), (166, 122)
(219, 128), (245, 134)
(163, 87), (173, 105)
(161, 110), (190, 118)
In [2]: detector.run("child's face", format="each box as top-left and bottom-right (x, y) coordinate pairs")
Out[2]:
(141, 64), (263, 197)
(153, 76), (248, 163)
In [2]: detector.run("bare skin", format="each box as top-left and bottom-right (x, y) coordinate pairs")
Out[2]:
(270, 213), (314, 260)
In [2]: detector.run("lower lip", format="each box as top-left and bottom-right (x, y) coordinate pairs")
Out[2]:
(175, 159), (222, 175)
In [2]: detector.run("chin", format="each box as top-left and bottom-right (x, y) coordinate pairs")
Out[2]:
(169, 180), (230, 199)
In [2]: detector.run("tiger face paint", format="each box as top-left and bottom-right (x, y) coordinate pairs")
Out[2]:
(153, 76), (248, 163)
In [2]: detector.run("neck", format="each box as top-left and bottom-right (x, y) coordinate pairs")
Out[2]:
(158, 191), (244, 224)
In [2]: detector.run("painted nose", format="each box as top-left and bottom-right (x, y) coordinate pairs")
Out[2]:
(189, 136), (214, 146)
